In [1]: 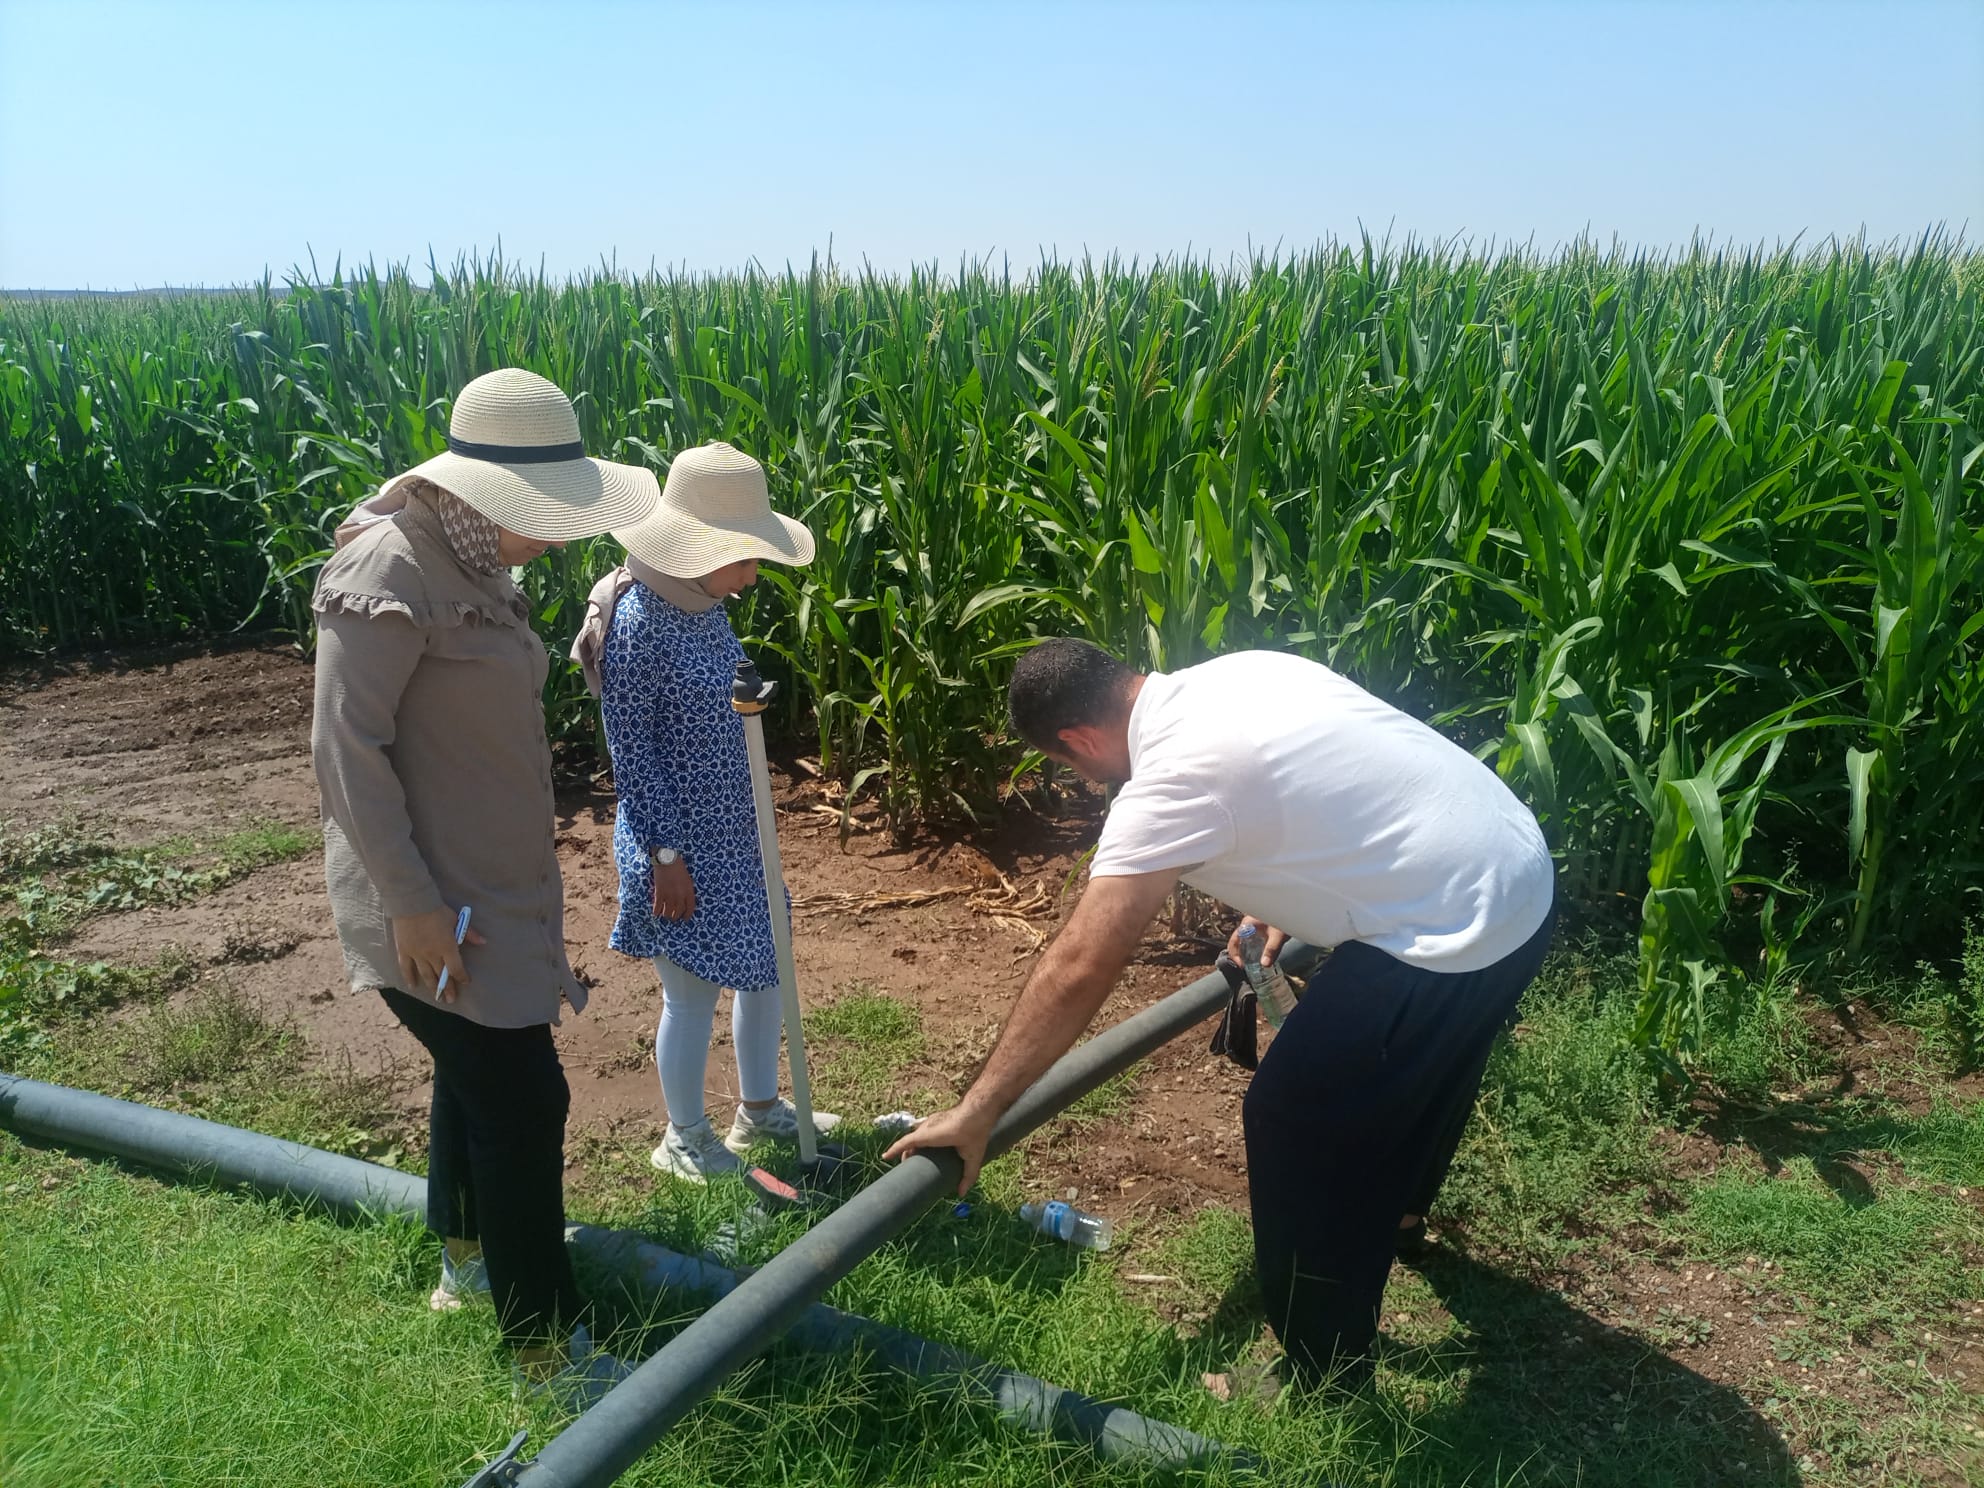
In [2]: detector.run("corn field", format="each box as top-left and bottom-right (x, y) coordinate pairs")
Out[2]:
(3, 242), (1981, 1058)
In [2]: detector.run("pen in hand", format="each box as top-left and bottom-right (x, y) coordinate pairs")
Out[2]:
(435, 905), (473, 1002)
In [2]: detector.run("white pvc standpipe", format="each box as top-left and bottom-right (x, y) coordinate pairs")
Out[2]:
(738, 705), (818, 1166)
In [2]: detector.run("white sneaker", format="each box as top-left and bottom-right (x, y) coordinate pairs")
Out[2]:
(428, 1248), (490, 1312)
(651, 1118), (744, 1184)
(724, 1098), (844, 1155)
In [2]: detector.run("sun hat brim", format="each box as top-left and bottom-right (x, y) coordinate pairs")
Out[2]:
(613, 504), (816, 579)
(381, 451), (659, 543)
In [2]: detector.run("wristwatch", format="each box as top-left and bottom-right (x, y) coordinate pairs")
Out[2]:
(650, 846), (681, 868)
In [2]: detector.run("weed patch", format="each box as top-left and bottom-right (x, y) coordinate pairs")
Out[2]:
(1439, 944), (1665, 1262)
(0, 819), (319, 1063)
(806, 986), (926, 1116)
(1677, 1155), (1981, 1306)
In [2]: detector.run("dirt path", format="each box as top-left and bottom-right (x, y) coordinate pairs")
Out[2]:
(3, 640), (1250, 1226)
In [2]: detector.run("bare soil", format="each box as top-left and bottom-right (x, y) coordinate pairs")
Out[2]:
(0, 640), (1251, 1229)
(7, 641), (1981, 1486)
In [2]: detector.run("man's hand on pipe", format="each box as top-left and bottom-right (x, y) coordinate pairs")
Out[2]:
(882, 869), (1178, 1197)
(883, 1101), (999, 1196)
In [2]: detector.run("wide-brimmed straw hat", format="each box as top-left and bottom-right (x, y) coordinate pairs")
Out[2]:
(378, 368), (658, 541)
(612, 442), (814, 578)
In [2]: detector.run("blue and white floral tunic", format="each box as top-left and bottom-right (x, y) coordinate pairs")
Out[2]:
(601, 581), (778, 991)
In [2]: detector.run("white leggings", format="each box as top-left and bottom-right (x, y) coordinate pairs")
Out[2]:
(652, 955), (782, 1129)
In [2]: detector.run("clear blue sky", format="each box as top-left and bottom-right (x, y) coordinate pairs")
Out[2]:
(2, 0), (1979, 288)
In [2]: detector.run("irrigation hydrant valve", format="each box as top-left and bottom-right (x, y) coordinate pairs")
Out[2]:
(731, 658), (777, 716)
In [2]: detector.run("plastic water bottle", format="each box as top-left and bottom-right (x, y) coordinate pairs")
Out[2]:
(1019, 1199), (1113, 1251)
(1237, 924), (1299, 1030)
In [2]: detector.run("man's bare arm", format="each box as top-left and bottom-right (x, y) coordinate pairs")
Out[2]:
(884, 868), (1178, 1192)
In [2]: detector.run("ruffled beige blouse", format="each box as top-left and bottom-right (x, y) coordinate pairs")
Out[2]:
(310, 492), (586, 1027)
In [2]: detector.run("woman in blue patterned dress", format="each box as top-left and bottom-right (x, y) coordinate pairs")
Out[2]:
(572, 442), (839, 1181)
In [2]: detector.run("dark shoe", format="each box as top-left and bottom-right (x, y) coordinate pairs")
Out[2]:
(1395, 1217), (1432, 1262)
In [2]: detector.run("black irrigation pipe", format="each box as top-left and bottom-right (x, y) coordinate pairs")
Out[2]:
(0, 942), (1321, 1488)
(502, 943), (1322, 1488)
(0, 1070), (426, 1221)
(569, 1224), (1259, 1476)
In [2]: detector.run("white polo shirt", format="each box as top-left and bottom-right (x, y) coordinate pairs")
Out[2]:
(1090, 651), (1554, 973)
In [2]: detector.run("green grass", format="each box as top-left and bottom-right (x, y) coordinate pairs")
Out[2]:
(0, 1144), (528, 1488)
(804, 986), (929, 1118)
(5, 893), (1981, 1485)
(1434, 944), (1667, 1265)
(0, 818), (320, 1060)
(1678, 1157), (1978, 1303)
(162, 820), (322, 879)
(35, 981), (400, 1161)
(1881, 1099), (1984, 1184)
(1063, 1066), (1140, 1123)
(1670, 1095), (1984, 1319)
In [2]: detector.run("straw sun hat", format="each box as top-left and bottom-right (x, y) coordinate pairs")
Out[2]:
(379, 368), (658, 541)
(612, 442), (814, 578)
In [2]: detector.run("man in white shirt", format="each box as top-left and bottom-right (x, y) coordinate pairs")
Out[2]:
(888, 638), (1556, 1390)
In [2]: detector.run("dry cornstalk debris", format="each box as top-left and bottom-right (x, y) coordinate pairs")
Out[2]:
(791, 875), (1053, 953)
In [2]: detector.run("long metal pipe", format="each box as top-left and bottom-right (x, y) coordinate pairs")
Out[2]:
(0, 1070), (426, 1221)
(571, 1224), (1257, 1474)
(507, 943), (1319, 1488)
(2, 943), (1317, 1488)
(0, 1068), (1251, 1475)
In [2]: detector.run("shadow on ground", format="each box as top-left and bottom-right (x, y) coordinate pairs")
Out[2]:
(1181, 1245), (1800, 1488)
(1365, 1247), (1794, 1488)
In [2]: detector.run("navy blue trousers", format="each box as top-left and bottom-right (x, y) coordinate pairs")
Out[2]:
(1243, 905), (1555, 1385)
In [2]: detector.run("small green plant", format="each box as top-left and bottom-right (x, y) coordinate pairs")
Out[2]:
(1438, 944), (1665, 1263)
(1898, 917), (1984, 1075)
(132, 982), (285, 1088)
(0, 821), (320, 946)
(1648, 1304), (1716, 1350)
(1954, 917), (1984, 1071)
(0, 821), (318, 1062)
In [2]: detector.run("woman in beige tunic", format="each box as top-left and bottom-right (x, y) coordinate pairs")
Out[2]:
(310, 369), (655, 1389)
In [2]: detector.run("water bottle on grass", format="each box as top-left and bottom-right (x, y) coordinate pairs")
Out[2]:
(1237, 924), (1299, 1030)
(1019, 1200), (1113, 1251)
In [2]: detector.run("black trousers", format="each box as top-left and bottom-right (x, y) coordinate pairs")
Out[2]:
(380, 988), (587, 1350)
(1243, 905), (1555, 1386)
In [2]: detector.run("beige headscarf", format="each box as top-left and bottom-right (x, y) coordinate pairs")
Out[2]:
(569, 556), (722, 697)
